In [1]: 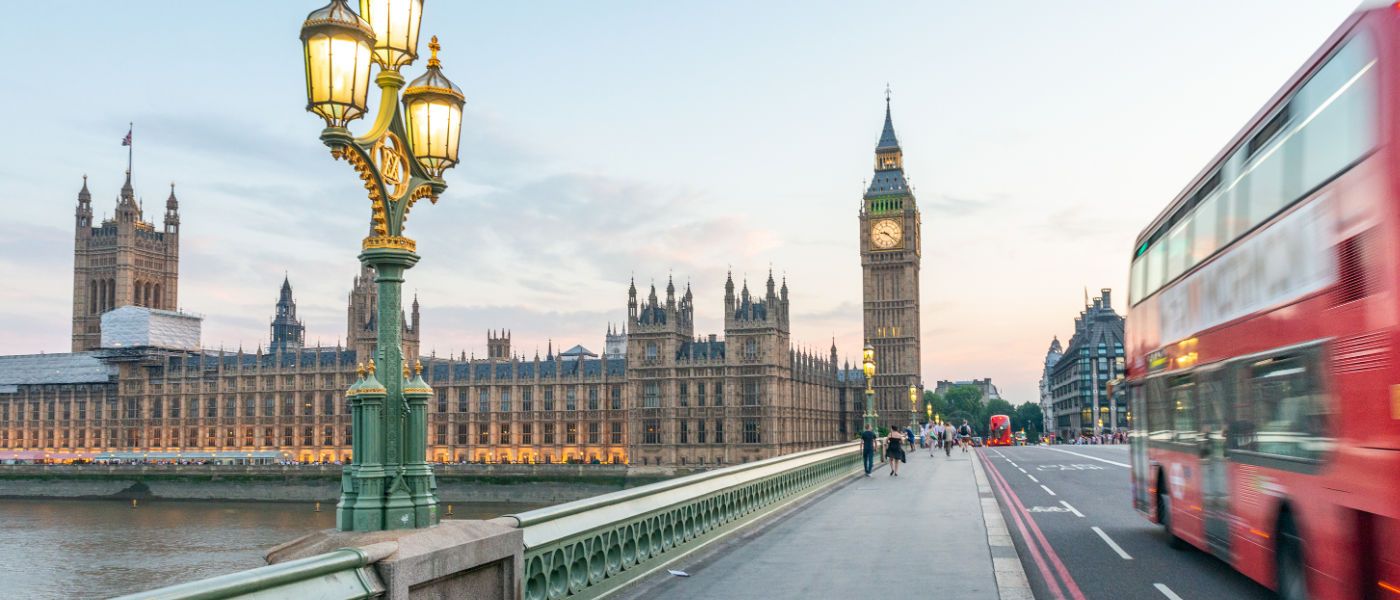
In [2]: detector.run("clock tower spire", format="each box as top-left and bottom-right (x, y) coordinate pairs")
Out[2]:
(858, 89), (923, 421)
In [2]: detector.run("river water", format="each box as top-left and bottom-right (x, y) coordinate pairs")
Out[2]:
(0, 498), (539, 599)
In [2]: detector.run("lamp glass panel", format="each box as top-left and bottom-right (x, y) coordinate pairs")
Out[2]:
(362, 0), (422, 67)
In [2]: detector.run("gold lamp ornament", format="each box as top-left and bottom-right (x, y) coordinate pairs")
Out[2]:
(300, 0), (377, 127)
(359, 0), (424, 69)
(403, 36), (466, 178)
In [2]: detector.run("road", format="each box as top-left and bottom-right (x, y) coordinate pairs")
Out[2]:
(976, 444), (1274, 600)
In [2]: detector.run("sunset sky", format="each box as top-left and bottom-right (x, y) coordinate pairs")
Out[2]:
(0, 1), (1363, 402)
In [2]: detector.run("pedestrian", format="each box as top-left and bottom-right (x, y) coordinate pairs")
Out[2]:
(959, 420), (973, 453)
(860, 424), (877, 477)
(885, 426), (906, 476)
(904, 426), (916, 454)
(942, 421), (956, 457)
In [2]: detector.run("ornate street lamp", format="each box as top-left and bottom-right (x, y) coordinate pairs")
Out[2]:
(300, 0), (465, 533)
(300, 0), (375, 127)
(908, 384), (918, 431)
(862, 343), (878, 432)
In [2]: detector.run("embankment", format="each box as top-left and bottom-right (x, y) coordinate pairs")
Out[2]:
(0, 464), (690, 504)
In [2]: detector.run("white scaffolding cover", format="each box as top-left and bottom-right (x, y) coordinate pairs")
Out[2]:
(101, 306), (202, 351)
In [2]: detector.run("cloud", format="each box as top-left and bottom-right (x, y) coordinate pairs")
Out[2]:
(921, 193), (1001, 217)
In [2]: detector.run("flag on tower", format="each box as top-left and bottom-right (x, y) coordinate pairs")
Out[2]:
(121, 128), (132, 146)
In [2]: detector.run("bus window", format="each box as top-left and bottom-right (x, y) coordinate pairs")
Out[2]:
(1239, 354), (1333, 461)
(1197, 368), (1228, 443)
(1130, 256), (1145, 305)
(1146, 376), (1172, 442)
(1147, 240), (1165, 296)
(1297, 32), (1377, 192)
(1165, 219), (1190, 283)
(1190, 191), (1221, 265)
(1169, 375), (1199, 444)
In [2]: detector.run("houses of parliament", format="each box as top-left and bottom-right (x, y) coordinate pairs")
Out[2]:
(0, 101), (924, 467)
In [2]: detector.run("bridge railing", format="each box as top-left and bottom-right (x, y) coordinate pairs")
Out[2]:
(502, 442), (862, 600)
(109, 542), (397, 600)
(105, 442), (863, 600)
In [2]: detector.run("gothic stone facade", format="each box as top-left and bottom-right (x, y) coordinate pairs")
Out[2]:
(859, 99), (923, 418)
(5, 180), (864, 465)
(72, 172), (180, 351)
(0, 276), (859, 465)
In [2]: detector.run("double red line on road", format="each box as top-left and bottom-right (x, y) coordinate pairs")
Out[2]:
(978, 451), (1086, 600)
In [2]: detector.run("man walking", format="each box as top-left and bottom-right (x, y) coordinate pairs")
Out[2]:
(860, 424), (877, 476)
(942, 421), (956, 457)
(931, 421), (944, 457)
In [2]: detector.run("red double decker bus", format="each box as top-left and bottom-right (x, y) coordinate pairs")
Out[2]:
(987, 414), (1013, 447)
(1126, 5), (1400, 599)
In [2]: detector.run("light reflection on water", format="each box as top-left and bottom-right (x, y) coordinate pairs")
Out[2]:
(0, 498), (537, 599)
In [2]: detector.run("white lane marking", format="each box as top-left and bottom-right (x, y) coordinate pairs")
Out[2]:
(1059, 500), (1085, 517)
(1040, 484), (1057, 496)
(1008, 462), (1018, 468)
(1093, 526), (1133, 559)
(1044, 447), (1130, 468)
(1154, 583), (1184, 600)
(1027, 474), (1040, 483)
(1017, 467), (1027, 473)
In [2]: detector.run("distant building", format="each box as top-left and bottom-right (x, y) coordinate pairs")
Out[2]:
(604, 324), (626, 359)
(3, 181), (866, 465)
(1039, 337), (1062, 435)
(933, 378), (1001, 403)
(269, 276), (304, 354)
(1047, 289), (1125, 439)
(71, 172), (180, 352)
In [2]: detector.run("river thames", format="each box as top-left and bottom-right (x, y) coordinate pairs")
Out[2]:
(0, 498), (539, 599)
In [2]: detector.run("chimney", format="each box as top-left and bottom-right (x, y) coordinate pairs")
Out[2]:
(1100, 288), (1112, 310)
(709, 334), (717, 344)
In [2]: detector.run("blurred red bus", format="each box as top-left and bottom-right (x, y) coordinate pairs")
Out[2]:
(987, 415), (1012, 447)
(1125, 5), (1400, 599)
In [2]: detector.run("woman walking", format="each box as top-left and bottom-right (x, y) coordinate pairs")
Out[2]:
(885, 426), (906, 476)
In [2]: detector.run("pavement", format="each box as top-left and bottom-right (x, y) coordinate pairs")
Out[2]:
(978, 444), (1274, 600)
(622, 442), (1031, 600)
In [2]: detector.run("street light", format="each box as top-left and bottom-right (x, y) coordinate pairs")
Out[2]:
(908, 384), (918, 431)
(300, 0), (465, 533)
(862, 342), (878, 432)
(300, 0), (375, 127)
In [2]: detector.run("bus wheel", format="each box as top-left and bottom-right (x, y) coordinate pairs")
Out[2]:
(1158, 476), (1185, 550)
(1275, 513), (1308, 600)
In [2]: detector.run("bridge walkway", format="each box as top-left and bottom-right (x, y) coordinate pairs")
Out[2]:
(621, 445), (1030, 600)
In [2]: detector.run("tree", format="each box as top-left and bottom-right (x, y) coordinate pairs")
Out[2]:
(922, 391), (948, 423)
(1014, 402), (1045, 440)
(944, 385), (983, 423)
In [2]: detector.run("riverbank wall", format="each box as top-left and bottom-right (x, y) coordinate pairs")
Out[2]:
(0, 464), (693, 504)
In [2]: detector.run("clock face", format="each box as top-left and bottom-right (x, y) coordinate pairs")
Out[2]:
(871, 219), (902, 249)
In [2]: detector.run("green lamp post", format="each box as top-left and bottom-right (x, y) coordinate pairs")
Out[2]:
(299, 0), (465, 532)
(862, 343), (878, 433)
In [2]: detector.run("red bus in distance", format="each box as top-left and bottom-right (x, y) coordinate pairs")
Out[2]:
(987, 414), (1012, 447)
(1125, 5), (1400, 599)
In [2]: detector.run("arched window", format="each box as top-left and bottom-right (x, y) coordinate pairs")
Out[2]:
(107, 279), (115, 310)
(88, 280), (97, 314)
(153, 284), (162, 309)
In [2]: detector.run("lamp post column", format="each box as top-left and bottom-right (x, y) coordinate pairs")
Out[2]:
(367, 250), (419, 529)
(862, 343), (878, 433)
(403, 357), (437, 526)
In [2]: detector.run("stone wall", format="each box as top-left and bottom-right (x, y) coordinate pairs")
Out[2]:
(0, 464), (688, 503)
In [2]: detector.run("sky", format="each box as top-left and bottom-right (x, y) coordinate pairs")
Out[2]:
(0, 1), (1365, 402)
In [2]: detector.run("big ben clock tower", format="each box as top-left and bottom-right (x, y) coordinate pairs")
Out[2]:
(859, 92), (922, 420)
